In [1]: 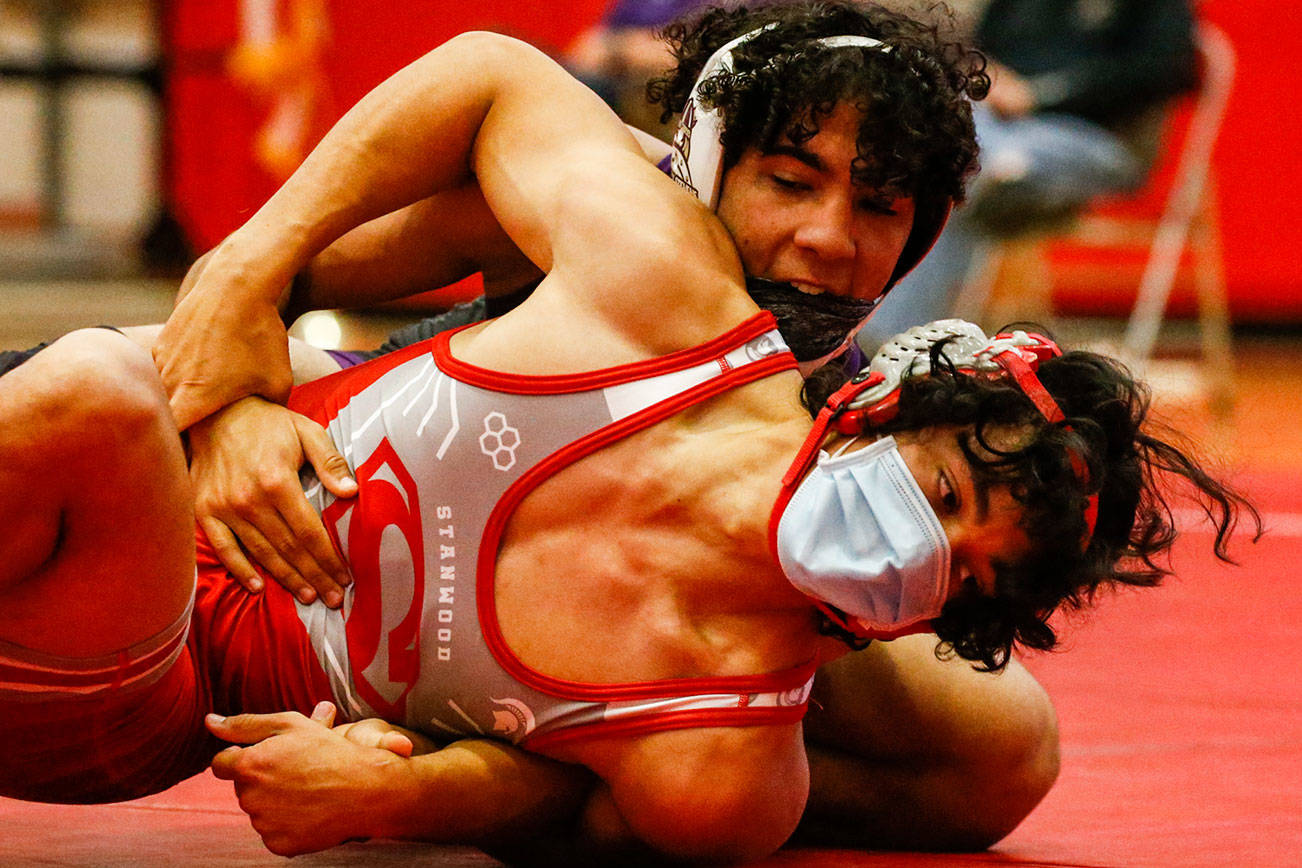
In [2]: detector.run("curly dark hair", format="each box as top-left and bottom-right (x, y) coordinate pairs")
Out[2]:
(802, 335), (1261, 671)
(649, 1), (987, 274)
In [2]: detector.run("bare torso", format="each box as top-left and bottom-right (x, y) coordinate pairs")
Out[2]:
(449, 310), (826, 695)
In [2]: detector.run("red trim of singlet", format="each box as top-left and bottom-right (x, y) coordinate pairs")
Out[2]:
(432, 312), (787, 395)
(523, 705), (808, 752)
(443, 319), (818, 704)
(289, 338), (447, 423)
(0, 598), (191, 699)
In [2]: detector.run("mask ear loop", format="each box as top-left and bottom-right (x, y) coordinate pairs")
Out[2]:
(829, 435), (861, 458)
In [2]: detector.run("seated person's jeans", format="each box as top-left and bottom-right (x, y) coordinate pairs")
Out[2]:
(858, 104), (1145, 353)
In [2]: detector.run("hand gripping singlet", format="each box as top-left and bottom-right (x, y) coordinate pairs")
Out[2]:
(287, 312), (817, 752)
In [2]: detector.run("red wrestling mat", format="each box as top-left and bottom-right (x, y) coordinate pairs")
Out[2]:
(3, 472), (1297, 867)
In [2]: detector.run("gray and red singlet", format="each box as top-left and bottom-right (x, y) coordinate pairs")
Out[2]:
(288, 311), (817, 751)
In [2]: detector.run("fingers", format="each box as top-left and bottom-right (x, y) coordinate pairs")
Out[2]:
(265, 479), (351, 606)
(339, 718), (415, 757)
(232, 509), (336, 605)
(297, 416), (358, 500)
(209, 744), (243, 780)
(379, 731), (415, 758)
(205, 710), (312, 745)
(198, 482), (347, 606)
(190, 399), (350, 607)
(199, 516), (264, 593)
(154, 304), (293, 430)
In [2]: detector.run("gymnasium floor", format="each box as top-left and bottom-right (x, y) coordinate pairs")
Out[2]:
(0, 278), (1298, 867)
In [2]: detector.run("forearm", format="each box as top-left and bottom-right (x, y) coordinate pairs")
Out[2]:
(201, 32), (548, 312)
(289, 185), (542, 318)
(120, 320), (340, 385)
(369, 739), (594, 845)
(287, 122), (661, 318)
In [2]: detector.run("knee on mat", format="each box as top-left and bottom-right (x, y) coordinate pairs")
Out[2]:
(951, 695), (1062, 850)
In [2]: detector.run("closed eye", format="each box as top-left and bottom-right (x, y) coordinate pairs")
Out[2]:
(772, 175), (811, 192)
(939, 471), (960, 513)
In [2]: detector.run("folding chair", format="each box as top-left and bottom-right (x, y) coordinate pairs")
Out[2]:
(964, 22), (1237, 415)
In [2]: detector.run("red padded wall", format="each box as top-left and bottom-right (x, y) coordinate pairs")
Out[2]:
(163, 1), (1302, 321)
(163, 0), (607, 254)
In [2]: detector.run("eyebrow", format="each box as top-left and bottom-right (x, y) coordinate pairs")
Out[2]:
(953, 433), (992, 523)
(762, 143), (825, 173)
(971, 470), (991, 524)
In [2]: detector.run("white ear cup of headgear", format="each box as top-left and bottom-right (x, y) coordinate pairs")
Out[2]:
(669, 26), (778, 207)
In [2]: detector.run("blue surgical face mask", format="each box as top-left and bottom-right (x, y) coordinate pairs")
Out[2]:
(774, 435), (952, 635)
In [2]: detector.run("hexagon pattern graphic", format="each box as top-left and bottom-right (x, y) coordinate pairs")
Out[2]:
(479, 411), (521, 471)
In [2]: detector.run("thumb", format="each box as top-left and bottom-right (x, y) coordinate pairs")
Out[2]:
(295, 415), (357, 498)
(206, 710), (300, 745)
(309, 700), (338, 727)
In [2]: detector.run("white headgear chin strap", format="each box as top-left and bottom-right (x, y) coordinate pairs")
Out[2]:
(668, 28), (891, 210)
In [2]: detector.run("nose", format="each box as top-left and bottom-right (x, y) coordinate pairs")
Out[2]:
(792, 193), (856, 269)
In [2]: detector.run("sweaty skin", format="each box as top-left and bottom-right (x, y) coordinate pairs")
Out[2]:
(153, 31), (1061, 866)
(187, 102), (917, 605)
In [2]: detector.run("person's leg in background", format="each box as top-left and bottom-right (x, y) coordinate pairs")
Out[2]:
(858, 104), (1145, 352)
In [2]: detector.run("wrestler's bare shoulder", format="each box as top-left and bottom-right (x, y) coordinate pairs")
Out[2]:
(494, 380), (815, 684)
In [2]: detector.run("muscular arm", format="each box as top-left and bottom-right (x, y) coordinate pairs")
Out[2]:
(285, 124), (670, 317)
(156, 32), (722, 429)
(283, 183), (543, 318)
(794, 635), (1060, 851)
(359, 721), (809, 862)
(208, 710), (594, 856)
(560, 724), (809, 863)
(212, 709), (804, 863)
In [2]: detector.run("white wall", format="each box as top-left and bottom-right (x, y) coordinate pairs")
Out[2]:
(0, 0), (160, 238)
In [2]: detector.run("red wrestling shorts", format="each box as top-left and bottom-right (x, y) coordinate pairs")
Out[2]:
(0, 532), (332, 803)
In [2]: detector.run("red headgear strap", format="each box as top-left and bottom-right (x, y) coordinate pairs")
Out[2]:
(982, 333), (1099, 544)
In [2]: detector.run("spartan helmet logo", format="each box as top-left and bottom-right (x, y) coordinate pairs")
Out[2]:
(744, 333), (781, 361)
(778, 684), (811, 707)
(489, 697), (536, 741)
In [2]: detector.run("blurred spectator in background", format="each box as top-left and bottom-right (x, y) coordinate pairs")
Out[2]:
(860, 0), (1198, 350)
(566, 0), (709, 135)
